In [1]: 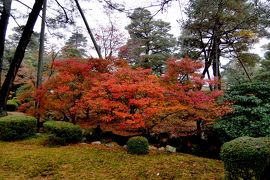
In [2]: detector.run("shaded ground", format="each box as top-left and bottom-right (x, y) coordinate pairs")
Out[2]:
(0, 135), (224, 179)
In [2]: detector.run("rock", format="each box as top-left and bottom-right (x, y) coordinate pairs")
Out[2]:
(81, 137), (87, 142)
(149, 145), (157, 150)
(105, 143), (114, 147)
(91, 141), (101, 145)
(123, 145), (127, 149)
(158, 147), (165, 151)
(165, 145), (176, 153)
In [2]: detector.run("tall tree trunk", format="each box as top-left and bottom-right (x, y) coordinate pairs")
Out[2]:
(212, 35), (221, 90)
(36, 0), (47, 131)
(74, 0), (102, 59)
(0, 0), (12, 86)
(0, 0), (44, 116)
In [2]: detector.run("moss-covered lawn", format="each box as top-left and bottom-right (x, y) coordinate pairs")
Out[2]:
(0, 135), (224, 179)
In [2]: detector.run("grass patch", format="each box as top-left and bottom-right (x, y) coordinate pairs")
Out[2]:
(0, 135), (224, 179)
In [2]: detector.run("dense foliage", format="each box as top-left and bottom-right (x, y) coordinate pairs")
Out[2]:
(127, 136), (149, 155)
(220, 136), (270, 180)
(213, 81), (270, 142)
(43, 121), (82, 145)
(6, 99), (19, 111)
(19, 57), (229, 137)
(120, 8), (176, 74)
(0, 115), (37, 141)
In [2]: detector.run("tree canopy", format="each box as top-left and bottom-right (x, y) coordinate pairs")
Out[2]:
(120, 8), (176, 74)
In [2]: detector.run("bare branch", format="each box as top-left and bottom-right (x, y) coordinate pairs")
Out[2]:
(14, 0), (32, 10)
(54, 0), (69, 23)
(102, 0), (173, 18)
(10, 13), (21, 28)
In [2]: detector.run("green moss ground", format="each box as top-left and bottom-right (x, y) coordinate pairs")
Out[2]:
(0, 134), (224, 179)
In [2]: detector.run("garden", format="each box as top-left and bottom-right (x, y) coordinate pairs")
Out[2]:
(1, 57), (270, 179)
(1, 0), (270, 179)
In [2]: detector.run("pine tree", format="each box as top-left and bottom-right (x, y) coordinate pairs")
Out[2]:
(121, 8), (176, 74)
(180, 0), (261, 89)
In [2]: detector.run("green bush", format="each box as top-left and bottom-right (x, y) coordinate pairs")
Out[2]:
(0, 115), (37, 141)
(43, 121), (82, 145)
(213, 81), (270, 142)
(127, 136), (149, 155)
(220, 136), (270, 180)
(6, 99), (19, 111)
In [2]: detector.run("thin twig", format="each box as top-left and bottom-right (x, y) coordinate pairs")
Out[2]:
(54, 0), (69, 23)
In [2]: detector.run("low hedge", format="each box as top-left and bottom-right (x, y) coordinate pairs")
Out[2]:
(220, 136), (270, 179)
(6, 99), (19, 111)
(127, 136), (149, 155)
(43, 121), (82, 145)
(0, 115), (37, 141)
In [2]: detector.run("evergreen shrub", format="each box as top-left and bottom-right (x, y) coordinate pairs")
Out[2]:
(220, 136), (270, 180)
(127, 136), (149, 155)
(213, 81), (270, 142)
(43, 121), (82, 145)
(0, 115), (37, 141)
(6, 99), (19, 111)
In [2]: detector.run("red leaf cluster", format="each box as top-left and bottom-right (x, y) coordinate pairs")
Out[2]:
(20, 57), (230, 135)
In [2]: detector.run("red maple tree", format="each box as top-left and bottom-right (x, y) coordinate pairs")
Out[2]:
(19, 57), (230, 136)
(29, 58), (124, 123)
(78, 67), (166, 131)
(157, 57), (231, 135)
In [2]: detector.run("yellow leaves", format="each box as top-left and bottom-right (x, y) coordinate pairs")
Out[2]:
(235, 30), (257, 39)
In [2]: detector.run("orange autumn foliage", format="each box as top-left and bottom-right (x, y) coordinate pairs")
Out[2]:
(19, 57), (230, 135)
(33, 58), (126, 123)
(77, 67), (166, 130)
(161, 57), (231, 124)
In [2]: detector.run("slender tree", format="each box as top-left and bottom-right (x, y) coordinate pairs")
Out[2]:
(0, 0), (44, 116)
(74, 0), (102, 58)
(180, 0), (261, 89)
(0, 0), (12, 85)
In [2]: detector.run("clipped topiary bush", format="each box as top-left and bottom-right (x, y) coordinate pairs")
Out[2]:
(0, 115), (37, 141)
(127, 136), (149, 155)
(220, 136), (270, 180)
(6, 99), (19, 111)
(43, 121), (82, 145)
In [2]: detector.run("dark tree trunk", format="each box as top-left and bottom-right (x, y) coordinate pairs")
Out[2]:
(74, 0), (102, 59)
(211, 35), (221, 90)
(0, 0), (12, 86)
(0, 0), (44, 116)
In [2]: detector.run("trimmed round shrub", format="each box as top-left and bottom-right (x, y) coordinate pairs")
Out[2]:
(43, 121), (82, 145)
(127, 136), (149, 155)
(6, 99), (19, 111)
(220, 136), (270, 180)
(0, 115), (37, 141)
